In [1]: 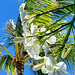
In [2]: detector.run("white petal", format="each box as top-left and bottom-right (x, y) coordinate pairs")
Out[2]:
(33, 64), (42, 71)
(54, 66), (60, 70)
(40, 28), (46, 32)
(46, 30), (50, 34)
(33, 62), (47, 71)
(54, 71), (60, 75)
(43, 42), (49, 56)
(49, 56), (56, 66)
(31, 23), (37, 34)
(54, 71), (63, 75)
(41, 65), (50, 74)
(43, 56), (55, 66)
(26, 49), (34, 58)
(51, 0), (56, 1)
(26, 43), (32, 50)
(19, 3), (27, 21)
(43, 56), (49, 62)
(31, 23), (35, 34)
(27, 18), (34, 23)
(22, 24), (30, 33)
(46, 64), (54, 71)
(48, 71), (54, 75)
(19, 3), (25, 12)
(46, 36), (56, 44)
(26, 49), (42, 60)
(14, 37), (25, 43)
(32, 44), (40, 54)
(33, 55), (43, 60)
(55, 62), (67, 71)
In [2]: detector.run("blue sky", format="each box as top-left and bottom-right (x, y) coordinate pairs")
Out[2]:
(0, 0), (33, 75)
(0, 0), (19, 42)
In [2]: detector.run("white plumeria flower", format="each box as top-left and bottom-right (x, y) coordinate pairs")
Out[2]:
(41, 56), (56, 74)
(33, 56), (55, 71)
(27, 35), (56, 60)
(41, 60), (67, 75)
(26, 43), (43, 60)
(14, 36), (42, 60)
(33, 56), (67, 75)
(43, 36), (56, 56)
(14, 35), (56, 60)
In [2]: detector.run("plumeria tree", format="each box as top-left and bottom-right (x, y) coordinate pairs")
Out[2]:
(0, 0), (75, 75)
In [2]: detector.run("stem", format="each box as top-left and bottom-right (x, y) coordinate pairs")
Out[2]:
(16, 61), (24, 75)
(15, 43), (19, 61)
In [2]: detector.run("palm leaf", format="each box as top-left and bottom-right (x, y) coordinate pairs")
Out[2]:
(0, 55), (15, 74)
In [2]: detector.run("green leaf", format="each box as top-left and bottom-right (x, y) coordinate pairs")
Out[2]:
(5, 55), (15, 74)
(61, 46), (73, 59)
(0, 44), (14, 59)
(0, 55), (15, 74)
(0, 47), (1, 54)
(0, 55), (8, 70)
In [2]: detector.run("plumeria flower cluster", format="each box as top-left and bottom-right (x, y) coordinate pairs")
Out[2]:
(14, 2), (67, 75)
(33, 56), (67, 75)
(14, 3), (56, 59)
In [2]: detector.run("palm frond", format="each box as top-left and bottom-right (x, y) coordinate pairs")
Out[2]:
(0, 55), (15, 74)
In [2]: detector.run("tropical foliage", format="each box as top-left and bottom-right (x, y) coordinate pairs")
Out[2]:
(0, 0), (75, 75)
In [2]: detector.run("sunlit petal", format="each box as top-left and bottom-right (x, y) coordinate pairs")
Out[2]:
(46, 36), (56, 44)
(49, 56), (56, 66)
(41, 65), (50, 74)
(19, 3), (26, 21)
(43, 42), (49, 56)
(40, 28), (46, 32)
(31, 23), (37, 34)
(46, 64), (54, 71)
(33, 62), (47, 71)
(32, 44), (40, 54)
(55, 71), (63, 75)
(48, 71), (54, 75)
(33, 55), (43, 60)
(55, 62), (67, 71)
(26, 43), (42, 60)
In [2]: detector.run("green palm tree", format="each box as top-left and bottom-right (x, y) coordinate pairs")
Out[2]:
(0, 0), (75, 75)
